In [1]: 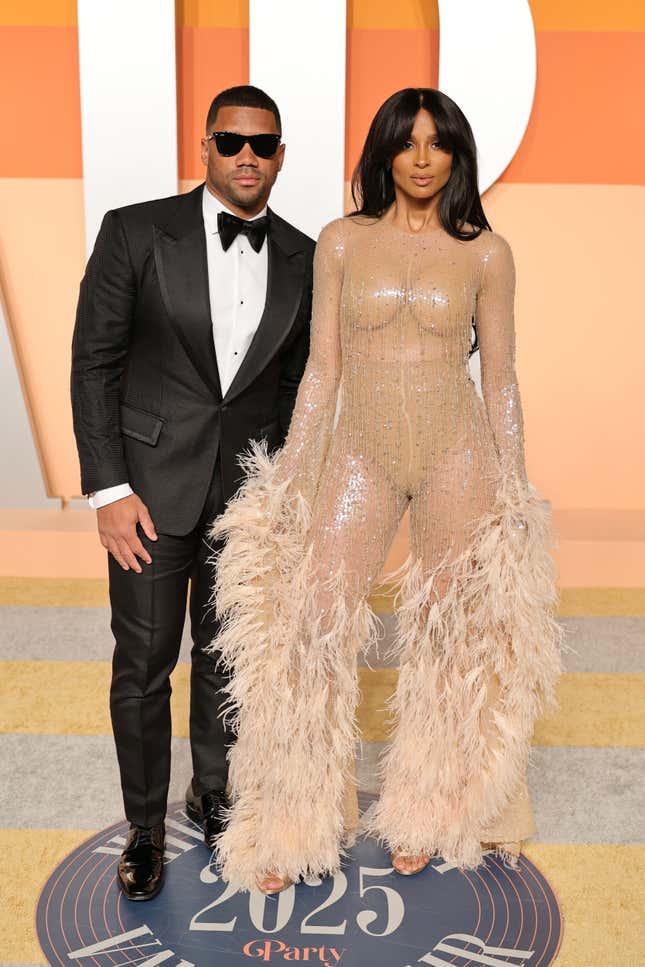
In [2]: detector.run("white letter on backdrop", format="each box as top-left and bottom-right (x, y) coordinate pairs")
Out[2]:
(438, 0), (536, 192)
(77, 0), (178, 257)
(249, 0), (347, 240)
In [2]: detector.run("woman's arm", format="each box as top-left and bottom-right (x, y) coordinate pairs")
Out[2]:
(476, 234), (529, 491)
(275, 218), (345, 502)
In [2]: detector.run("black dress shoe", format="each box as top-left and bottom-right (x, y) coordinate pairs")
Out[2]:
(185, 783), (228, 850)
(117, 823), (165, 901)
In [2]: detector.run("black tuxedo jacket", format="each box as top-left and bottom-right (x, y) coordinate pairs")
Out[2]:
(71, 184), (315, 535)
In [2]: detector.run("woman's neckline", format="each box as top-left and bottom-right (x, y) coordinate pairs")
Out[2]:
(384, 221), (445, 238)
(348, 214), (481, 242)
(351, 214), (446, 238)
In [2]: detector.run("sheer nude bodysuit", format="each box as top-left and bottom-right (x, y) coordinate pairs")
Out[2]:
(211, 216), (563, 891)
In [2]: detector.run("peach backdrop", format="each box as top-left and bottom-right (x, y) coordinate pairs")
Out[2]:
(0, 0), (643, 524)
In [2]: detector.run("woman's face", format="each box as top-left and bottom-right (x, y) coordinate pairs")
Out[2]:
(390, 108), (453, 203)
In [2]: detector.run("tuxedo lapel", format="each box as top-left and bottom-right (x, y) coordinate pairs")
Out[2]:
(224, 213), (306, 404)
(153, 187), (222, 399)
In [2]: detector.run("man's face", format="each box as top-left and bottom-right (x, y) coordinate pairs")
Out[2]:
(200, 105), (285, 216)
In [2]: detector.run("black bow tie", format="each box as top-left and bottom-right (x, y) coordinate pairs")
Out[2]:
(217, 211), (269, 253)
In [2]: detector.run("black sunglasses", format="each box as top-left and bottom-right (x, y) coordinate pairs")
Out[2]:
(207, 131), (281, 159)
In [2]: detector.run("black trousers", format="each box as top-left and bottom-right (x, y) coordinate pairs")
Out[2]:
(108, 459), (233, 827)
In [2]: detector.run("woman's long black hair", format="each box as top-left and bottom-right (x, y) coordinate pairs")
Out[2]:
(350, 87), (491, 242)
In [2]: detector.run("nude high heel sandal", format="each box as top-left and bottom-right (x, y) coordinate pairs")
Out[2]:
(390, 849), (432, 876)
(255, 872), (295, 895)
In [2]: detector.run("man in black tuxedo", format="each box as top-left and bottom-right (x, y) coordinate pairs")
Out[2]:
(71, 85), (314, 900)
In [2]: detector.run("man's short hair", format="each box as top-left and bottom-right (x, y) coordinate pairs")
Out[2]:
(206, 85), (282, 135)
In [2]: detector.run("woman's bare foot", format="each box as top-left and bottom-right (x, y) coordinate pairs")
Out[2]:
(391, 849), (431, 876)
(255, 872), (294, 894)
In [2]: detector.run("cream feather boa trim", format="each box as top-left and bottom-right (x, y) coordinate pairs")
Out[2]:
(209, 443), (563, 888)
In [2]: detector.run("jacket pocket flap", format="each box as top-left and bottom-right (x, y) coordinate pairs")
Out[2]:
(120, 403), (164, 446)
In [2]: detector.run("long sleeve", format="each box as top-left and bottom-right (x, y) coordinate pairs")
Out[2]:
(71, 210), (136, 494)
(273, 219), (344, 503)
(277, 282), (312, 437)
(476, 234), (528, 491)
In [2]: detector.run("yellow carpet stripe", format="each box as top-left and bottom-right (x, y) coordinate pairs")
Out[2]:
(557, 586), (645, 617)
(0, 661), (191, 736)
(520, 843), (645, 967)
(2, 576), (645, 615)
(1, 662), (643, 747)
(0, 829), (640, 965)
(0, 576), (109, 607)
(0, 828), (89, 964)
(533, 673), (645, 747)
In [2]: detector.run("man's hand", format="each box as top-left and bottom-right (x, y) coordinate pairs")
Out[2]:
(97, 494), (158, 572)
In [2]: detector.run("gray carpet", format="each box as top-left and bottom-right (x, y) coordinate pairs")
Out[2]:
(3, 606), (644, 672)
(3, 731), (643, 844)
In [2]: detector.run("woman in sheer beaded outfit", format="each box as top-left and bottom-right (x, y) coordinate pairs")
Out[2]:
(210, 88), (563, 894)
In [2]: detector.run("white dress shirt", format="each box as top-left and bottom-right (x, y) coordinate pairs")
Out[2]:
(89, 186), (269, 510)
(203, 185), (268, 396)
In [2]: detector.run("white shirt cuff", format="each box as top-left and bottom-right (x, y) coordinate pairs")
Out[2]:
(88, 483), (134, 509)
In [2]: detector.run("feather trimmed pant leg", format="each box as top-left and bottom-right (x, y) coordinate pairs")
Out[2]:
(362, 480), (564, 868)
(211, 443), (562, 886)
(209, 443), (402, 891)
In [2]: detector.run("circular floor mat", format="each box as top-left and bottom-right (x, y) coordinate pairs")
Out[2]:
(37, 798), (562, 967)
